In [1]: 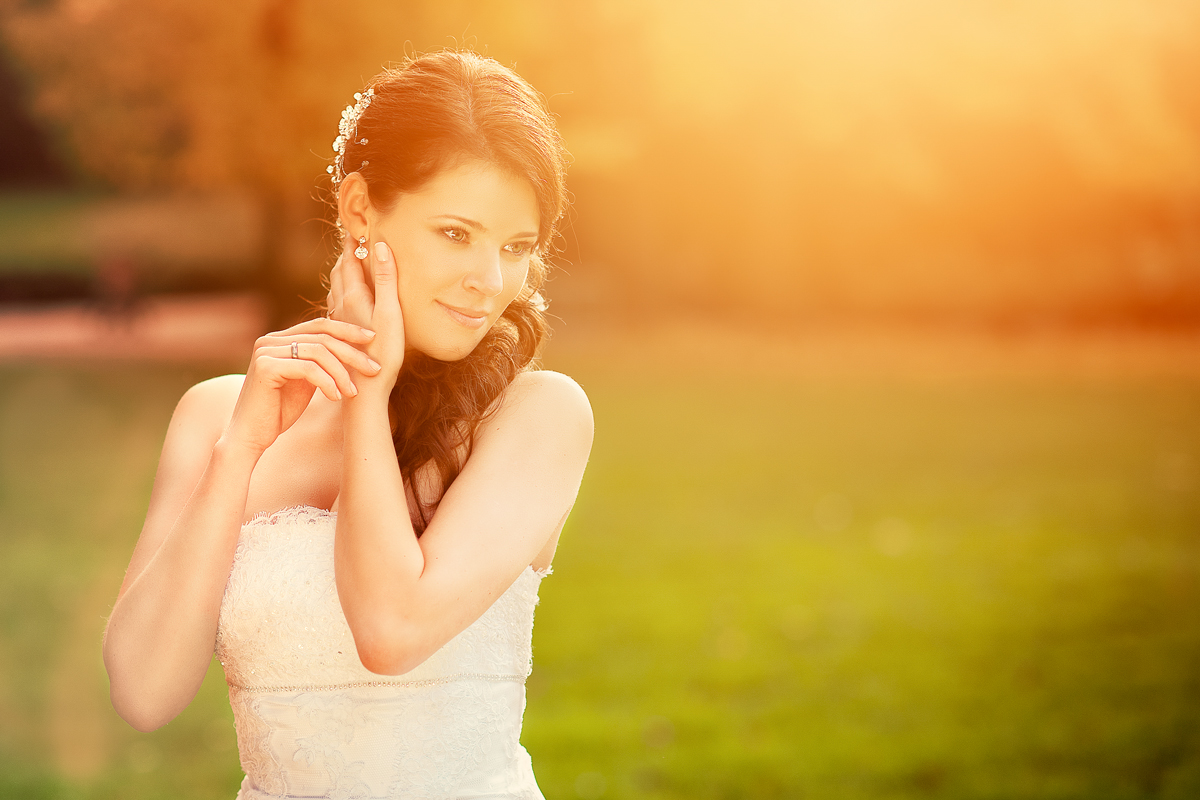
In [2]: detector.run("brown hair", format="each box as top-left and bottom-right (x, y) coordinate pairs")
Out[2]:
(328, 50), (568, 532)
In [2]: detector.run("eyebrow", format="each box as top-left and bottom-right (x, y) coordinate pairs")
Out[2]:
(435, 214), (538, 240)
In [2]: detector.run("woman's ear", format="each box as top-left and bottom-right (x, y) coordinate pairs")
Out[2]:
(337, 173), (372, 241)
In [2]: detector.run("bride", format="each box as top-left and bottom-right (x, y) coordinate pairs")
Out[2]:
(102, 50), (593, 798)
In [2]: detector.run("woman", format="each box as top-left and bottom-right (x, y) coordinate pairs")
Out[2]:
(102, 50), (593, 798)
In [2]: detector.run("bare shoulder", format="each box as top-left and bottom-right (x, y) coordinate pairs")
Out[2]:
(505, 370), (593, 430)
(480, 370), (594, 451)
(169, 374), (245, 441)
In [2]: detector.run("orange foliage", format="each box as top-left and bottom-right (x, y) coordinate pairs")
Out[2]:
(2, 0), (1199, 320)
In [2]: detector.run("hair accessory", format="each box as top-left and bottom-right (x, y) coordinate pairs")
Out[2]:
(329, 88), (375, 187)
(355, 237), (369, 259)
(291, 341), (299, 359)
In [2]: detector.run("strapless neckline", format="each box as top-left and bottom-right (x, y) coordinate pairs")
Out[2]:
(240, 504), (552, 578)
(243, 503), (334, 527)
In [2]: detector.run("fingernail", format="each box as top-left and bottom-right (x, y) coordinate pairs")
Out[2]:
(368, 359), (381, 372)
(361, 327), (376, 338)
(374, 242), (389, 262)
(348, 383), (358, 396)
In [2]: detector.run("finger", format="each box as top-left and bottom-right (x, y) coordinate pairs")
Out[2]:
(281, 334), (382, 377)
(371, 241), (395, 287)
(332, 238), (374, 328)
(341, 230), (359, 260)
(255, 355), (343, 401)
(265, 317), (375, 343)
(371, 241), (402, 324)
(341, 237), (372, 295)
(326, 260), (341, 314)
(268, 342), (361, 397)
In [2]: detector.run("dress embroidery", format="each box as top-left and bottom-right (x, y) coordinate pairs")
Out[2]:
(216, 506), (547, 799)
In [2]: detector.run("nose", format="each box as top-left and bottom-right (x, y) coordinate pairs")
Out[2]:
(463, 248), (505, 298)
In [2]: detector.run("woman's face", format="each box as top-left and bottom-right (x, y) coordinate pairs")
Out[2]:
(369, 159), (540, 361)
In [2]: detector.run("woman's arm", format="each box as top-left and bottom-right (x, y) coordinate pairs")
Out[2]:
(103, 318), (378, 731)
(333, 245), (594, 675)
(339, 370), (592, 675)
(103, 377), (257, 731)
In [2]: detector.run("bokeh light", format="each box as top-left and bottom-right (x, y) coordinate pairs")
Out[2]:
(1, 3), (1198, 799)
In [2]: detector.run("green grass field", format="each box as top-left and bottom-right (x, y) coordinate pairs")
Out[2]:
(0, 331), (1197, 799)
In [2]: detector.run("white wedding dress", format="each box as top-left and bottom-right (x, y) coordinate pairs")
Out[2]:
(216, 506), (548, 799)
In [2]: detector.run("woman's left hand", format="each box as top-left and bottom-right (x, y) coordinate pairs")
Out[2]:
(327, 236), (405, 390)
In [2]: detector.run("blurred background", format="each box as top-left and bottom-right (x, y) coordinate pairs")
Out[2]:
(0, 1), (1198, 798)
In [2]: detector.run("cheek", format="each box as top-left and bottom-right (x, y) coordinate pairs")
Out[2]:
(393, 269), (432, 335)
(392, 244), (435, 305)
(505, 262), (531, 303)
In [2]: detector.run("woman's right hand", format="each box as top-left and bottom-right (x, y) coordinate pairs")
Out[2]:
(221, 318), (382, 455)
(105, 318), (378, 731)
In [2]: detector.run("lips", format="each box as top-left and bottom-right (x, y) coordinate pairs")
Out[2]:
(438, 301), (489, 329)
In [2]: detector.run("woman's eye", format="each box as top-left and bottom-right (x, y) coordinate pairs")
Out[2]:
(504, 242), (533, 257)
(442, 227), (467, 242)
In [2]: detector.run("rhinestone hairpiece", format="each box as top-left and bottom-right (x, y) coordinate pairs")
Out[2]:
(326, 87), (374, 187)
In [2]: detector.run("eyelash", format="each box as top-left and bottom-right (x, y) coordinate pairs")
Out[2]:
(441, 228), (534, 257)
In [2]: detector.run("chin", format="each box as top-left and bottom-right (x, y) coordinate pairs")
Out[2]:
(407, 333), (487, 363)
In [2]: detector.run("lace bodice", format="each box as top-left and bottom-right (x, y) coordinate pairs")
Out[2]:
(215, 506), (547, 799)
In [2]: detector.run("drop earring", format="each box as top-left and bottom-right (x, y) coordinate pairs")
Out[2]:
(354, 237), (368, 259)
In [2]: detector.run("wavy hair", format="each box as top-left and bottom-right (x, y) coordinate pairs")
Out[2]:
(327, 51), (568, 533)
